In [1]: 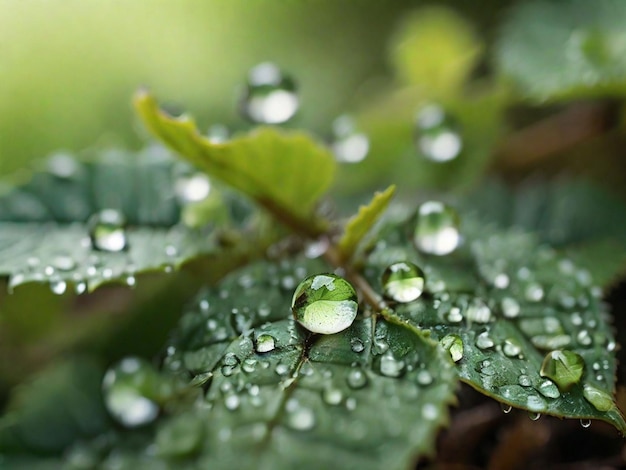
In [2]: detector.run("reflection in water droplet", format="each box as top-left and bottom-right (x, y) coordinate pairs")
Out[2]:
(501, 403), (513, 414)
(291, 274), (358, 334)
(414, 201), (460, 256)
(240, 62), (298, 124)
(381, 261), (426, 303)
(255, 334), (276, 353)
(102, 357), (160, 427)
(440, 334), (463, 362)
(528, 412), (541, 421)
(88, 209), (128, 252)
(540, 350), (585, 392)
(330, 115), (369, 163)
(580, 419), (592, 429)
(501, 297), (521, 319)
(415, 104), (462, 163)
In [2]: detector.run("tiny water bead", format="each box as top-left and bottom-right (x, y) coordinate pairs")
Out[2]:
(88, 209), (128, 252)
(540, 350), (585, 392)
(347, 369), (368, 389)
(466, 299), (492, 324)
(240, 62), (298, 124)
(501, 297), (521, 319)
(255, 333), (276, 353)
(440, 334), (463, 362)
(102, 357), (160, 427)
(330, 115), (369, 163)
(381, 261), (426, 303)
(291, 274), (358, 335)
(413, 201), (461, 256)
(414, 103), (463, 163)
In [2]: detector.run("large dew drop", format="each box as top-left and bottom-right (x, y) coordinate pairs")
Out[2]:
(381, 261), (426, 303)
(582, 383), (614, 412)
(540, 349), (585, 392)
(240, 62), (298, 124)
(330, 115), (369, 163)
(291, 274), (358, 335)
(88, 209), (128, 252)
(102, 357), (160, 427)
(414, 103), (463, 163)
(440, 334), (463, 362)
(413, 201), (460, 256)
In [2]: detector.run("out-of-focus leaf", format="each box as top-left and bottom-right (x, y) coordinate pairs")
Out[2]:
(135, 91), (336, 235)
(337, 185), (395, 263)
(0, 148), (225, 293)
(365, 212), (625, 433)
(495, 0), (626, 102)
(389, 6), (483, 95)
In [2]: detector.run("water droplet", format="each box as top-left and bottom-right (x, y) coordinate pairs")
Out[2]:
(175, 173), (210, 202)
(285, 399), (315, 431)
(347, 369), (368, 389)
(475, 331), (495, 349)
(242, 358), (257, 373)
(502, 338), (522, 357)
(493, 273), (510, 289)
(415, 369), (433, 386)
(345, 397), (357, 411)
(537, 379), (560, 399)
(526, 393), (546, 412)
(52, 254), (76, 271)
(466, 299), (492, 324)
(47, 152), (80, 179)
(50, 279), (67, 295)
(322, 387), (343, 405)
(102, 357), (160, 427)
(291, 274), (358, 335)
(501, 297), (521, 319)
(224, 393), (240, 411)
(501, 403), (513, 414)
(75, 281), (87, 295)
(582, 383), (614, 412)
(445, 306), (463, 323)
(518, 374), (532, 387)
(580, 419), (592, 428)
(240, 62), (298, 124)
(415, 104), (462, 163)
(528, 412), (541, 421)
(540, 350), (585, 392)
(577, 330), (592, 346)
(350, 337), (365, 353)
(275, 363), (290, 376)
(330, 115), (369, 163)
(88, 209), (128, 252)
(207, 124), (229, 143)
(378, 352), (406, 378)
(255, 334), (276, 353)
(524, 282), (544, 302)
(440, 334), (463, 362)
(381, 261), (426, 303)
(422, 403), (439, 420)
(413, 201), (460, 256)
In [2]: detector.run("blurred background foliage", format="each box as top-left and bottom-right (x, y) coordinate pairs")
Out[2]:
(2, 0), (626, 465)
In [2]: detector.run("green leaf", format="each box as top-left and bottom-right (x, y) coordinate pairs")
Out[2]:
(0, 357), (110, 455)
(365, 212), (625, 433)
(389, 6), (483, 95)
(134, 91), (336, 236)
(337, 185), (395, 263)
(0, 149), (223, 292)
(495, 0), (626, 102)
(463, 178), (626, 289)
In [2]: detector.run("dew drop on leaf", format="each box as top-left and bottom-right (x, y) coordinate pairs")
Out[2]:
(501, 297), (521, 319)
(206, 124), (230, 143)
(291, 274), (358, 335)
(175, 173), (211, 203)
(378, 352), (406, 378)
(440, 334), (464, 362)
(88, 209), (128, 252)
(501, 403), (513, 414)
(528, 412), (542, 421)
(537, 379), (560, 399)
(47, 152), (81, 179)
(255, 333), (276, 353)
(102, 357), (160, 428)
(381, 261), (426, 303)
(49, 279), (68, 295)
(413, 201), (460, 256)
(466, 298), (492, 323)
(540, 350), (585, 392)
(415, 369), (433, 386)
(475, 331), (495, 349)
(285, 399), (316, 431)
(350, 337), (365, 353)
(322, 387), (343, 405)
(346, 368), (368, 389)
(580, 419), (592, 429)
(330, 115), (369, 163)
(582, 383), (614, 412)
(52, 254), (76, 272)
(240, 62), (298, 124)
(414, 103), (463, 163)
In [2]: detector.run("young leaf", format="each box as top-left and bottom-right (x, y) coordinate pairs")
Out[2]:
(337, 185), (395, 263)
(365, 212), (626, 433)
(0, 149), (224, 292)
(495, 0), (626, 102)
(134, 91), (336, 236)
